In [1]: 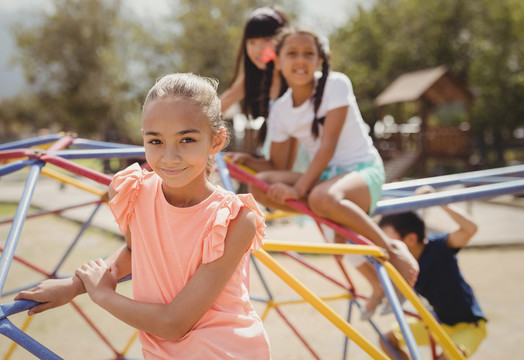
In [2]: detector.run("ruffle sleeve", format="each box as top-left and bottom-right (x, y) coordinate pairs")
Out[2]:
(202, 193), (266, 264)
(108, 163), (148, 234)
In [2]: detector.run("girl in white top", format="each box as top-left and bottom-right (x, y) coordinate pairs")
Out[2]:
(231, 27), (419, 317)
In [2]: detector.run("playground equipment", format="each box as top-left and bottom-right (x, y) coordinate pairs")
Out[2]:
(1, 133), (523, 359)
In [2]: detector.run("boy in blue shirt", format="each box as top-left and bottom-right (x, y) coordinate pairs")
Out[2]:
(378, 186), (487, 359)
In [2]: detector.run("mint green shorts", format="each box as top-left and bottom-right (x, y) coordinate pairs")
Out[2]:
(320, 160), (385, 215)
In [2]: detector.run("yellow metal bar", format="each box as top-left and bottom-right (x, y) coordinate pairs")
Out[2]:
(260, 304), (273, 321)
(381, 260), (466, 360)
(253, 249), (390, 360)
(262, 240), (388, 258)
(4, 316), (34, 360)
(264, 210), (298, 221)
(41, 167), (107, 198)
(223, 156), (257, 175)
(270, 293), (351, 307)
(120, 330), (138, 355)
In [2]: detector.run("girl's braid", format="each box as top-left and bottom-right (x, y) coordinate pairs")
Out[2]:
(311, 44), (330, 138)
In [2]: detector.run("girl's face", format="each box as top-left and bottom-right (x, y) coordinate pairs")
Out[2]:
(246, 36), (275, 70)
(142, 98), (224, 199)
(275, 33), (322, 88)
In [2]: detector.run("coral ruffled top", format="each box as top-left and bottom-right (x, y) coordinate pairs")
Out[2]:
(109, 164), (270, 359)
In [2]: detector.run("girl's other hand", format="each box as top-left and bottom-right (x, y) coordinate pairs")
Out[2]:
(267, 183), (299, 203)
(414, 185), (436, 196)
(15, 277), (84, 315)
(75, 259), (117, 304)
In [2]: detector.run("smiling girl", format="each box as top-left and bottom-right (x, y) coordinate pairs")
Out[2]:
(240, 27), (419, 316)
(17, 73), (271, 359)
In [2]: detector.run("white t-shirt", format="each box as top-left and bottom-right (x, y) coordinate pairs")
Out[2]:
(268, 71), (380, 168)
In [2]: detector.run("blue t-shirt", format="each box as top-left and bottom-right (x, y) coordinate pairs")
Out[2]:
(415, 233), (486, 326)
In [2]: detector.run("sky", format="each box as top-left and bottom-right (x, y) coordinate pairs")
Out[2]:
(0, 0), (367, 99)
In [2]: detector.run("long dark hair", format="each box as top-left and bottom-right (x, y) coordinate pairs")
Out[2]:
(230, 6), (288, 119)
(260, 26), (331, 143)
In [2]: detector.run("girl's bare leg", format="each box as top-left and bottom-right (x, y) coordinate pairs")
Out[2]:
(308, 172), (419, 287)
(334, 232), (384, 318)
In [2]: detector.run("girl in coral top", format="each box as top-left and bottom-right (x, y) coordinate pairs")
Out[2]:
(17, 73), (271, 359)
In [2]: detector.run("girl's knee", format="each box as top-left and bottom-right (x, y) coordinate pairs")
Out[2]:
(308, 187), (336, 216)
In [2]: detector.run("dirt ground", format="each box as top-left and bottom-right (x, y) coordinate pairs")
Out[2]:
(1, 198), (523, 359)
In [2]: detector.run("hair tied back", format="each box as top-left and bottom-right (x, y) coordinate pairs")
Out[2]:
(248, 7), (285, 26)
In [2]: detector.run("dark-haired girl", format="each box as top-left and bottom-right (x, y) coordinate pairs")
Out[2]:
(220, 6), (288, 129)
(236, 27), (419, 315)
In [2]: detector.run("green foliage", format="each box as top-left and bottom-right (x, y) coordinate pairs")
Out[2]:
(329, 0), (524, 165)
(11, 0), (142, 141)
(165, 0), (296, 93)
(3, 0), (296, 142)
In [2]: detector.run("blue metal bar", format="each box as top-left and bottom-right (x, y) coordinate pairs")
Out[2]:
(375, 179), (524, 216)
(0, 134), (63, 151)
(52, 202), (103, 275)
(342, 299), (352, 360)
(382, 164), (524, 191)
(459, 175), (524, 184)
(374, 259), (422, 360)
(0, 158), (39, 177)
(0, 300), (40, 318)
(0, 162), (43, 295)
(250, 254), (274, 300)
(381, 175), (524, 198)
(72, 138), (142, 149)
(215, 152), (236, 192)
(356, 296), (403, 360)
(0, 317), (62, 359)
(52, 147), (145, 159)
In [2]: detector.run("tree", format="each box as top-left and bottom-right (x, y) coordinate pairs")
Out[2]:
(12, 0), (142, 140)
(329, 0), (524, 166)
(164, 0), (297, 93)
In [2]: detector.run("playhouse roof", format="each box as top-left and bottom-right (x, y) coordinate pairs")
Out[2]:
(374, 66), (473, 107)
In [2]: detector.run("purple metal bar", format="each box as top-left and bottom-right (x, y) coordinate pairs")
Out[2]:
(375, 179), (524, 215)
(0, 134), (63, 151)
(215, 153), (236, 192)
(374, 260), (422, 360)
(53, 147), (145, 160)
(382, 164), (524, 191)
(0, 162), (43, 295)
(0, 158), (39, 177)
(72, 138), (142, 149)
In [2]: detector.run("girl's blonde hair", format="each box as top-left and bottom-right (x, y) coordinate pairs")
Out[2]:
(143, 73), (229, 175)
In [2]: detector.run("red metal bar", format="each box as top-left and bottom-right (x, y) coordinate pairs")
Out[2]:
(226, 163), (375, 247)
(46, 135), (75, 152)
(0, 247), (52, 277)
(314, 220), (359, 291)
(282, 252), (352, 292)
(41, 154), (112, 186)
(273, 306), (322, 360)
(69, 301), (122, 356)
(0, 149), (32, 160)
(0, 200), (104, 226)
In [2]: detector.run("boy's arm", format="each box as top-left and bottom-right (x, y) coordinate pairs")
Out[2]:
(415, 185), (478, 248)
(440, 204), (478, 248)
